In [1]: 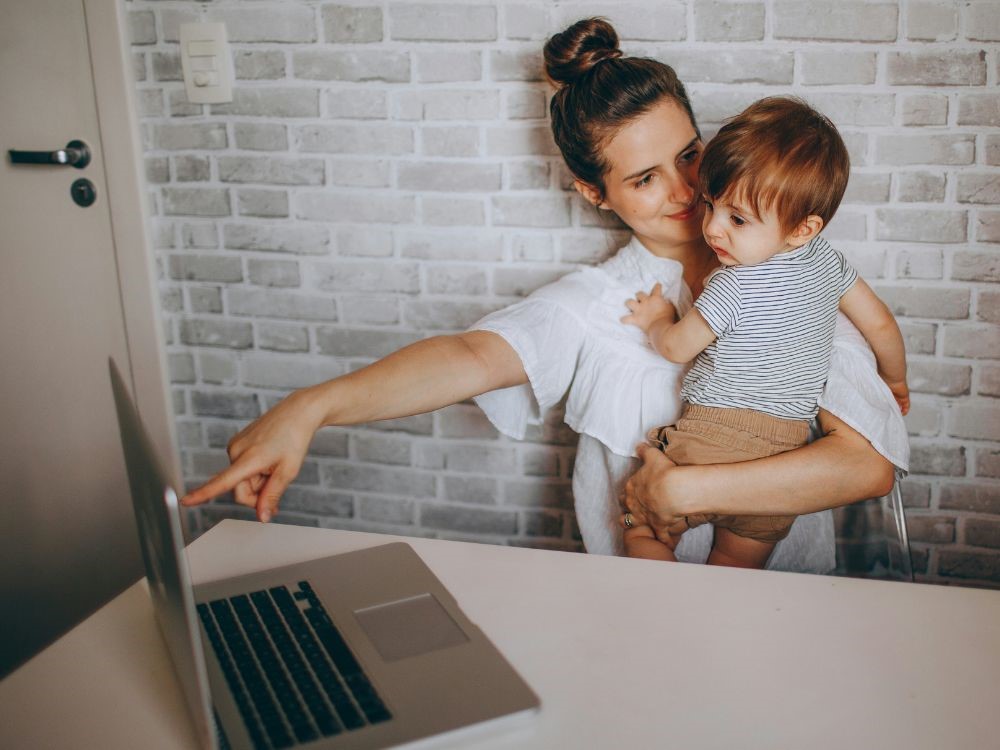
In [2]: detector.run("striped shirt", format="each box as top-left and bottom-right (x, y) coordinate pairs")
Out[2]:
(681, 235), (858, 421)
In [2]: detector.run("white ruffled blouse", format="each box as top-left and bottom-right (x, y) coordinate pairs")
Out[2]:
(471, 237), (909, 573)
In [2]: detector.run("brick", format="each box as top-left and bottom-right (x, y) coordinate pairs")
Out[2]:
(211, 89), (320, 118)
(339, 296), (400, 325)
(297, 192), (416, 224)
(421, 197), (486, 226)
(152, 51), (182, 82)
(673, 50), (793, 85)
(394, 90), (500, 121)
(182, 224), (217, 250)
(900, 322), (937, 355)
(316, 327), (421, 359)
(403, 300), (499, 330)
(799, 50), (876, 85)
(964, 2), (1000, 41)
(688, 90), (760, 125)
(390, 4), (496, 40)
(169, 254), (242, 283)
(132, 52), (146, 83)
(135, 89), (163, 117)
(168, 352), (195, 384)
(514, 234), (555, 262)
(980, 365), (1000, 398)
(328, 159), (390, 188)
(172, 389), (185, 416)
(160, 288), (182, 314)
(523, 510), (564, 538)
(958, 93), (1000, 127)
(164, 188), (230, 218)
(214, 5), (316, 43)
(145, 157), (169, 184)
(943, 324), (1000, 359)
(323, 5), (383, 43)
(953, 251), (1000, 282)
(504, 479), (574, 510)
(694, 1), (765, 41)
(977, 450), (1000, 478)
(315, 258), (420, 293)
(486, 125), (558, 156)
(900, 479), (931, 508)
(492, 196), (571, 227)
(154, 123), (227, 150)
(522, 447), (559, 477)
(169, 89), (201, 117)
(896, 172), (946, 203)
(874, 286), (969, 319)
(322, 463), (435, 497)
(876, 209), (967, 243)
(359, 497), (414, 525)
(978, 291), (1000, 323)
(191, 390), (260, 419)
(843, 173), (890, 204)
(421, 126), (480, 157)
(175, 421), (201, 448)
(909, 443), (967, 475)
(443, 476), (498, 504)
(225, 223), (330, 255)
(309, 429), (350, 458)
(966, 518), (1000, 550)
(938, 550), (1000, 582)
(909, 361), (971, 397)
(553, 4), (687, 41)
(234, 123), (288, 151)
(804, 93), (894, 126)
(233, 50), (286, 81)
(282, 489), (353, 518)
(326, 90), (387, 119)
(508, 161), (550, 190)
(506, 89), (546, 120)
(426, 266), (488, 296)
(900, 94), (949, 126)
(416, 51), (482, 83)
(940, 482), (1000, 513)
(294, 50), (409, 83)
(977, 212), (1000, 243)
(957, 174), (1000, 205)
(876, 134), (974, 166)
(237, 189), (290, 219)
(174, 155), (209, 182)
(490, 50), (544, 82)
(398, 161), (501, 192)
(218, 156), (324, 186)
(558, 232), (625, 264)
(896, 248), (942, 279)
(773, 1), (898, 41)
(420, 504), (517, 535)
(298, 124), (413, 155)
(950, 403), (1000, 440)
(437, 404), (498, 439)
(353, 433), (412, 466)
(504, 4), (549, 40)
(129, 10), (156, 44)
(257, 323), (309, 352)
(335, 228), (393, 258)
(189, 287), (222, 314)
(888, 50), (987, 86)
(987, 135), (1000, 166)
(494, 268), (567, 298)
(401, 232), (503, 261)
(906, 514), (956, 543)
(242, 354), (343, 390)
(905, 2), (958, 41)
(229, 288), (337, 321)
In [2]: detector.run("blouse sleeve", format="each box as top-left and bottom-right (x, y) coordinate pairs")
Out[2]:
(468, 284), (587, 439)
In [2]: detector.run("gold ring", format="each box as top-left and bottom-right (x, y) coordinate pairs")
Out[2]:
(624, 512), (635, 529)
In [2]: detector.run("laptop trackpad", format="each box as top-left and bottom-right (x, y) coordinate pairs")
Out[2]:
(354, 593), (469, 662)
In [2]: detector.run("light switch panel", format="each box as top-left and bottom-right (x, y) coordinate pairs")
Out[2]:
(179, 22), (233, 104)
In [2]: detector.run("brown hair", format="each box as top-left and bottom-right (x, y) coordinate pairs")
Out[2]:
(699, 97), (850, 234)
(544, 18), (699, 199)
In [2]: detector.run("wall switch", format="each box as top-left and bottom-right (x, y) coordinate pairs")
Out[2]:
(179, 22), (233, 104)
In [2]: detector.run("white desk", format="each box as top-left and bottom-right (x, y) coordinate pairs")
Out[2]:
(2, 520), (999, 749)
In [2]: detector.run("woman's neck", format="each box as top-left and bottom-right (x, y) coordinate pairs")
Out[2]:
(633, 234), (717, 297)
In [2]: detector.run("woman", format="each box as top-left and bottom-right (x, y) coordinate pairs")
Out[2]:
(183, 18), (908, 573)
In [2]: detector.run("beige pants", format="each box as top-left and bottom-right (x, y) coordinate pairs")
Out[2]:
(648, 404), (811, 544)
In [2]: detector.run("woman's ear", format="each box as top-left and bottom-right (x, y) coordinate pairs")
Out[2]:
(786, 214), (824, 248)
(574, 179), (606, 209)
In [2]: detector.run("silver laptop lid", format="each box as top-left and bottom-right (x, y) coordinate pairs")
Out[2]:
(109, 358), (216, 750)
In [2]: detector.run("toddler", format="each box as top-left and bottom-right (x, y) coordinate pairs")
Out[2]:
(622, 96), (909, 568)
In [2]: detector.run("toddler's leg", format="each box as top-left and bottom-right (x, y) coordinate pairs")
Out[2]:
(707, 528), (775, 569)
(624, 524), (677, 562)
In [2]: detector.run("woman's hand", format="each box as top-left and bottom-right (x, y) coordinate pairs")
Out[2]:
(622, 443), (691, 543)
(621, 283), (676, 334)
(181, 387), (326, 522)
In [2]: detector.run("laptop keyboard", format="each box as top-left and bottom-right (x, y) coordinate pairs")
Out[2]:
(197, 581), (392, 750)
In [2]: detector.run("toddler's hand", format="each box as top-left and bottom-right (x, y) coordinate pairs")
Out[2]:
(621, 283), (676, 333)
(884, 378), (910, 416)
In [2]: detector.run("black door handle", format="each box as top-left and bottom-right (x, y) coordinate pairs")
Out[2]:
(9, 139), (91, 169)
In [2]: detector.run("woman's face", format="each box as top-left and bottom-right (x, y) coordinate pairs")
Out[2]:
(576, 100), (705, 256)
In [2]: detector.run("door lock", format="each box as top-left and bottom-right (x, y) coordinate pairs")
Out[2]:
(9, 140), (91, 169)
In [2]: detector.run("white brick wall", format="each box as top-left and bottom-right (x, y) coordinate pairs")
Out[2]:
(127, 0), (1000, 586)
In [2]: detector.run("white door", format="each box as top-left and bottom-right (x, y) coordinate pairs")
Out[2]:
(0, 0), (164, 676)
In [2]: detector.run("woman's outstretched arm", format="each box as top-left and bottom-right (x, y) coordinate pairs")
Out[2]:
(623, 409), (896, 539)
(182, 331), (526, 521)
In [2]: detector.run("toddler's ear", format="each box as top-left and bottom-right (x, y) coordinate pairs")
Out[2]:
(787, 215), (824, 248)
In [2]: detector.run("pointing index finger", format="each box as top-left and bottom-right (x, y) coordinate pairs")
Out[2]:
(181, 456), (269, 506)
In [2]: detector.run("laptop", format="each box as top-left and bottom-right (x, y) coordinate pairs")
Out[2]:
(109, 359), (539, 749)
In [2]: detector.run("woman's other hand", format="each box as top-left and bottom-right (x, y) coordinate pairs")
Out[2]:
(621, 283), (676, 334)
(623, 443), (690, 543)
(181, 387), (325, 522)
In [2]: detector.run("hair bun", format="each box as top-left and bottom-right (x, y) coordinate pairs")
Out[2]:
(544, 17), (622, 88)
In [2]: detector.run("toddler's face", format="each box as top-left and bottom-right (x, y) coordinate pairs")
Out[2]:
(701, 194), (793, 267)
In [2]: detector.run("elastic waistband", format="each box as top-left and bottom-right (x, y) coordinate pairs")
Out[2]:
(681, 404), (811, 445)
